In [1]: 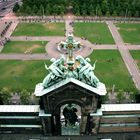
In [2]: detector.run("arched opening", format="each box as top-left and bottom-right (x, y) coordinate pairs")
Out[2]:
(51, 99), (84, 136)
(41, 87), (98, 136)
(60, 103), (81, 135)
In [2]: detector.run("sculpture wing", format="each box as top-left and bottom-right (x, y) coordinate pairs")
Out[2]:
(44, 63), (49, 70)
(92, 60), (97, 70)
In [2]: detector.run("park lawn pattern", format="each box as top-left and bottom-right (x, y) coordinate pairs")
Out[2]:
(74, 22), (115, 44)
(130, 50), (140, 69)
(2, 41), (47, 53)
(89, 50), (135, 91)
(0, 51), (135, 91)
(12, 23), (65, 36)
(0, 60), (51, 91)
(116, 23), (140, 44)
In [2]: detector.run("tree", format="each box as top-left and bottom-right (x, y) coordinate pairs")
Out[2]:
(116, 90), (125, 103)
(14, 0), (140, 18)
(116, 5), (121, 16)
(129, 89), (139, 102)
(0, 87), (12, 104)
(135, 11), (139, 17)
(88, 4), (95, 16)
(13, 2), (20, 13)
(108, 2), (114, 15)
(106, 11), (110, 17)
(32, 5), (38, 14)
(59, 5), (65, 18)
(119, 10), (125, 17)
(19, 5), (25, 15)
(127, 11), (132, 17)
(101, 94), (109, 104)
(73, 3), (80, 16)
(130, 2), (136, 17)
(101, 0), (108, 15)
(81, 3), (87, 16)
(112, 10), (117, 17)
(129, 92), (137, 102)
(57, 6), (61, 15)
(98, 9), (102, 16)
(20, 89), (30, 104)
(45, 5), (51, 16)
(135, 93), (140, 103)
(52, 5), (59, 18)
(37, 5), (44, 16)
(25, 6), (32, 15)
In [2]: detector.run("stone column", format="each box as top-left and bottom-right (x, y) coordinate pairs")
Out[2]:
(80, 115), (88, 134)
(41, 116), (52, 136)
(54, 114), (61, 135)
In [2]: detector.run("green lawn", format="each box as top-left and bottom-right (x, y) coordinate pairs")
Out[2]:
(0, 60), (51, 91)
(0, 50), (136, 92)
(130, 50), (140, 69)
(89, 50), (135, 91)
(116, 23), (140, 44)
(74, 22), (115, 44)
(2, 41), (47, 53)
(12, 23), (65, 36)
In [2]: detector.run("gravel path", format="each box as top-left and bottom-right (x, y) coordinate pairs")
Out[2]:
(107, 21), (140, 90)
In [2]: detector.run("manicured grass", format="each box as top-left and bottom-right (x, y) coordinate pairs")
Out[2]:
(0, 60), (51, 91)
(89, 50), (135, 91)
(130, 50), (140, 69)
(74, 22), (115, 44)
(0, 50), (136, 91)
(2, 41), (47, 53)
(116, 23), (140, 44)
(12, 23), (65, 36)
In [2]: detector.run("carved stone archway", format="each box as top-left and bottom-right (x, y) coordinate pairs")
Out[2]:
(39, 82), (99, 135)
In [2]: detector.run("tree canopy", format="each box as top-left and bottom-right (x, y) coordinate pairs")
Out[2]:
(72, 0), (140, 17)
(14, 0), (140, 17)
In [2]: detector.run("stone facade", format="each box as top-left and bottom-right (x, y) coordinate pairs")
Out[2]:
(39, 82), (99, 135)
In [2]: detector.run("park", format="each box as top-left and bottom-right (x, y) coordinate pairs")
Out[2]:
(0, 21), (140, 94)
(0, 0), (140, 139)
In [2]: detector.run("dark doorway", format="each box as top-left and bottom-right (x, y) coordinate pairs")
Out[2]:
(61, 103), (81, 135)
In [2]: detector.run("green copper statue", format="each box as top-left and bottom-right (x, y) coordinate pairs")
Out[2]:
(42, 55), (67, 88)
(42, 34), (100, 88)
(75, 55), (99, 87)
(58, 33), (81, 58)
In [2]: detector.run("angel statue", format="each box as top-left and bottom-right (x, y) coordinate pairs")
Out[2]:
(42, 55), (67, 88)
(75, 55), (100, 88)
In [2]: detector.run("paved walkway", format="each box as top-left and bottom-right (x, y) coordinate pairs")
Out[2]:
(0, 53), (48, 60)
(5, 21), (18, 38)
(65, 14), (74, 36)
(107, 21), (140, 90)
(10, 36), (65, 41)
(10, 36), (95, 58)
(126, 45), (140, 50)
(0, 20), (18, 52)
